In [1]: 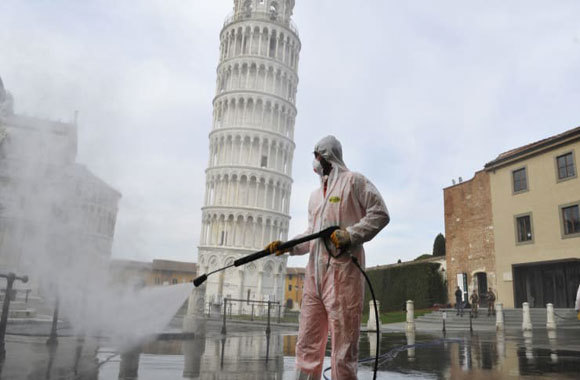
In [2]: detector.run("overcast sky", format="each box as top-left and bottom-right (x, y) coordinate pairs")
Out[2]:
(1, 0), (579, 268)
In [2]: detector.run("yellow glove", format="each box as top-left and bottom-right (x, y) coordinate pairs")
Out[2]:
(264, 240), (291, 256)
(330, 229), (350, 249)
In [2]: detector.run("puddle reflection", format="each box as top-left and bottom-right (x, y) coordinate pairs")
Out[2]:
(102, 329), (580, 380)
(5, 328), (579, 379)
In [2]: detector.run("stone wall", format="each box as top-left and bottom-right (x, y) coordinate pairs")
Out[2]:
(444, 170), (495, 303)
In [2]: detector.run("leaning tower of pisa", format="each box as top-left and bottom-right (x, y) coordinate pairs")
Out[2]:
(198, 0), (301, 314)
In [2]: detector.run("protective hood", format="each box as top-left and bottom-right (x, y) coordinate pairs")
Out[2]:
(313, 135), (347, 171)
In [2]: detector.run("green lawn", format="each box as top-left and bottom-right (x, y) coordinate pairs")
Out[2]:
(362, 309), (432, 324)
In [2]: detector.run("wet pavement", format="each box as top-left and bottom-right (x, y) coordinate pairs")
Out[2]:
(2, 327), (580, 379)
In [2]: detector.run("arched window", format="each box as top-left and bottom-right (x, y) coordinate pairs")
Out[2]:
(269, 31), (276, 58)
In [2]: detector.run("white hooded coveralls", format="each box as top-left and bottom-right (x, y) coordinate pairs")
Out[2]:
(291, 136), (390, 380)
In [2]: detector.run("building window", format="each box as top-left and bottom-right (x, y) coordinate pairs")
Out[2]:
(288, 284), (292, 291)
(515, 214), (533, 243)
(556, 152), (576, 181)
(288, 274), (293, 280)
(561, 204), (580, 237)
(512, 167), (528, 193)
(172, 278), (178, 284)
(261, 155), (268, 168)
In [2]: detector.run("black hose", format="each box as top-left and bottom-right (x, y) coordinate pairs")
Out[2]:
(352, 256), (380, 379)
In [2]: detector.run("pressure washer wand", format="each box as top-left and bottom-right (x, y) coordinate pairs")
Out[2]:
(193, 226), (339, 287)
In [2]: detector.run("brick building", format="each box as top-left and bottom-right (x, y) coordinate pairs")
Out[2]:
(444, 170), (496, 305)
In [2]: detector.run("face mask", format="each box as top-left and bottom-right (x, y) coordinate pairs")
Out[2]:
(312, 159), (324, 176)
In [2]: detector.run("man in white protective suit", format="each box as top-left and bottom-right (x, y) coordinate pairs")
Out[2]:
(266, 135), (390, 380)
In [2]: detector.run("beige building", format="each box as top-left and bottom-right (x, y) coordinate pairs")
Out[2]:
(284, 267), (305, 311)
(445, 126), (580, 308)
(109, 259), (197, 288)
(484, 127), (580, 308)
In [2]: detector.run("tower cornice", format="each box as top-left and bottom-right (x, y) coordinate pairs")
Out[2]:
(217, 53), (300, 77)
(208, 127), (296, 148)
(213, 90), (297, 114)
(201, 205), (291, 221)
(205, 164), (294, 183)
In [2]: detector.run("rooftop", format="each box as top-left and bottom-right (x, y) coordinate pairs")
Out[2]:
(485, 126), (580, 170)
(152, 259), (197, 273)
(286, 267), (305, 275)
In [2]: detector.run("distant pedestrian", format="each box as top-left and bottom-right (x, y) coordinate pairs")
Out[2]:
(455, 286), (464, 317)
(487, 288), (496, 317)
(470, 289), (479, 318)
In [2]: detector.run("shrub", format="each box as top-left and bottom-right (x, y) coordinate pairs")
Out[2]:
(363, 262), (447, 313)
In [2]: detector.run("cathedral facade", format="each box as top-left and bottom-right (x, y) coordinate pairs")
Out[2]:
(0, 76), (121, 292)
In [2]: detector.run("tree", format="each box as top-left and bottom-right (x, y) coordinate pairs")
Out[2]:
(433, 233), (446, 256)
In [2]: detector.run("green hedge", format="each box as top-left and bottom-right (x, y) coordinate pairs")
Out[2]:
(363, 262), (447, 313)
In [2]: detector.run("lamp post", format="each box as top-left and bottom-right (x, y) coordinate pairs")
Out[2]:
(0, 272), (29, 360)
(46, 297), (60, 346)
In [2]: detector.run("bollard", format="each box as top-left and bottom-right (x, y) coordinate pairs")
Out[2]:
(496, 330), (506, 363)
(547, 329), (558, 363)
(523, 330), (533, 361)
(406, 300), (415, 332)
(221, 298), (227, 335)
(367, 300), (381, 331)
(522, 302), (533, 331)
(442, 311), (446, 333)
(495, 303), (504, 331)
(546, 303), (556, 330)
(405, 329), (416, 362)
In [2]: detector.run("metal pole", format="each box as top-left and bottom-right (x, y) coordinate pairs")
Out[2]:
(221, 298), (227, 335)
(0, 274), (15, 360)
(46, 297), (60, 346)
(266, 301), (271, 335)
(251, 304), (254, 321)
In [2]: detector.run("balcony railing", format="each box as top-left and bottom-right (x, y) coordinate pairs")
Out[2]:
(223, 11), (299, 37)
